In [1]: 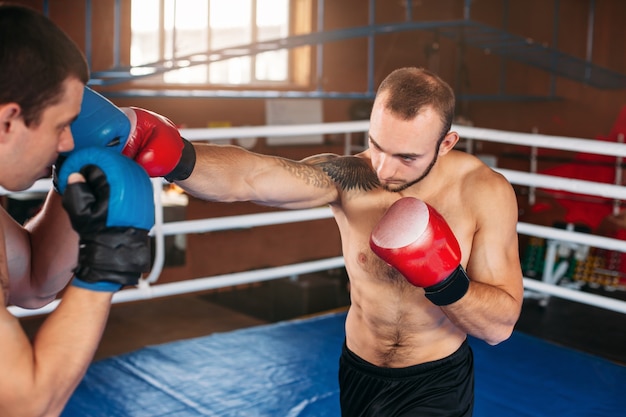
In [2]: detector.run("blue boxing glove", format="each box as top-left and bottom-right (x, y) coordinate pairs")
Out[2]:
(69, 86), (131, 153)
(66, 86), (195, 182)
(52, 87), (132, 192)
(57, 147), (155, 292)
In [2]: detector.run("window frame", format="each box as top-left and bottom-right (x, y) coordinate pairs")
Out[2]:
(128, 0), (312, 89)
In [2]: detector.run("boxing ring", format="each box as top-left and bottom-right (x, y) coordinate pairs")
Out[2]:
(4, 121), (626, 416)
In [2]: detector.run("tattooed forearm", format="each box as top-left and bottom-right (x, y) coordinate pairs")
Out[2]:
(276, 158), (335, 189)
(305, 154), (380, 192)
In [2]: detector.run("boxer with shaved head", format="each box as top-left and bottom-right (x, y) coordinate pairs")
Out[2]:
(99, 66), (525, 416)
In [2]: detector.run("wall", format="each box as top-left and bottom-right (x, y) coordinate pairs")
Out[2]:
(12, 0), (626, 282)
(18, 0), (625, 134)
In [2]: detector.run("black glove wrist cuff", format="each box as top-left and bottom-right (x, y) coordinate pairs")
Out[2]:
(165, 138), (196, 182)
(424, 266), (470, 306)
(74, 227), (151, 287)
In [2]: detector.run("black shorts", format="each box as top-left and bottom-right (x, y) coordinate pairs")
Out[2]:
(338, 339), (474, 417)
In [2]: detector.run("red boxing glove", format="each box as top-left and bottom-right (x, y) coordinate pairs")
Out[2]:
(121, 107), (196, 182)
(370, 197), (470, 306)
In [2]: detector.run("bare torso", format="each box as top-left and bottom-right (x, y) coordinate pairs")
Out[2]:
(183, 141), (521, 365)
(332, 149), (486, 367)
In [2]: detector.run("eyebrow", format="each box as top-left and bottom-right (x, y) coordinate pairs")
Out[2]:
(368, 135), (420, 159)
(58, 113), (80, 130)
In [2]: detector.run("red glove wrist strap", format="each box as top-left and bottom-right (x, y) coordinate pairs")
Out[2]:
(164, 138), (196, 182)
(424, 266), (470, 306)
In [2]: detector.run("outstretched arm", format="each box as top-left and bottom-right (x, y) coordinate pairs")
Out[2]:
(177, 143), (341, 209)
(67, 92), (353, 210)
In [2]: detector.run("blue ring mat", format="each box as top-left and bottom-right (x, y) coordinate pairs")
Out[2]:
(62, 311), (626, 416)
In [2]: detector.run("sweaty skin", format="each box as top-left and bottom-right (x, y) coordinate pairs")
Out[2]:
(176, 101), (523, 368)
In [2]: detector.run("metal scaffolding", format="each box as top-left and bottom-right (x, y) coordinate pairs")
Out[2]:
(50, 0), (626, 99)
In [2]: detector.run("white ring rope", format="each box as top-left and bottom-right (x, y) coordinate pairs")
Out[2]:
(517, 222), (626, 252)
(455, 125), (626, 157)
(6, 121), (626, 318)
(9, 257), (345, 318)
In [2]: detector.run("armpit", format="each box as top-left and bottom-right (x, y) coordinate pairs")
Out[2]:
(309, 155), (380, 192)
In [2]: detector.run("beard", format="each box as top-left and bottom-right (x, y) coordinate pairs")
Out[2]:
(382, 150), (439, 193)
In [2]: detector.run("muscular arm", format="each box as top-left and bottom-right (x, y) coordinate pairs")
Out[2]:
(0, 286), (111, 417)
(176, 143), (343, 209)
(3, 191), (78, 308)
(0, 215), (111, 417)
(442, 173), (524, 345)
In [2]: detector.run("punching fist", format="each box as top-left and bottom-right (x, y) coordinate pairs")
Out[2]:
(68, 86), (196, 182)
(57, 147), (155, 292)
(370, 197), (470, 306)
(121, 107), (196, 182)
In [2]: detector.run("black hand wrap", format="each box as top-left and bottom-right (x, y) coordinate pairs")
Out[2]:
(61, 160), (153, 290)
(72, 226), (151, 285)
(424, 265), (470, 306)
(164, 138), (196, 182)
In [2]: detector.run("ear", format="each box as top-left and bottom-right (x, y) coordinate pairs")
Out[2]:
(437, 131), (460, 156)
(0, 103), (21, 139)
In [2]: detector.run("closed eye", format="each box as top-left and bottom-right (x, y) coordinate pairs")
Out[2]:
(397, 154), (416, 162)
(59, 124), (71, 135)
(370, 137), (419, 163)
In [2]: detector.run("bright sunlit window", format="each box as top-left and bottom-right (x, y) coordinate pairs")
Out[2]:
(131, 0), (290, 85)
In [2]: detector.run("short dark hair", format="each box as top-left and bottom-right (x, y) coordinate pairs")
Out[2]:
(376, 67), (456, 140)
(0, 3), (89, 126)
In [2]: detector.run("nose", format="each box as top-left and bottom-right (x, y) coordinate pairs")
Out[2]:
(58, 126), (75, 153)
(376, 153), (396, 180)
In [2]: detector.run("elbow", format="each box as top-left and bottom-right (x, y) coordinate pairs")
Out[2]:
(484, 334), (510, 346)
(8, 272), (69, 310)
(484, 294), (523, 346)
(484, 323), (516, 346)
(11, 294), (56, 310)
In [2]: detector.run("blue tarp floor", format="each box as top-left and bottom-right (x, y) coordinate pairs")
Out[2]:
(63, 311), (626, 417)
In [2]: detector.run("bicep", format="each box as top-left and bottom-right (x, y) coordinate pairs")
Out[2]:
(0, 209), (30, 297)
(466, 179), (524, 301)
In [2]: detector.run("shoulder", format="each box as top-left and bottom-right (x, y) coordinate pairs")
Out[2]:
(449, 151), (512, 191)
(453, 152), (518, 219)
(301, 153), (379, 192)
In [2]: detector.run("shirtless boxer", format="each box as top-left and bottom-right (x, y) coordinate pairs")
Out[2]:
(84, 66), (524, 416)
(1, 5), (156, 416)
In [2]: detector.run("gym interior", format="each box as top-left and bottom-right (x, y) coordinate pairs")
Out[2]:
(3, 1), (626, 416)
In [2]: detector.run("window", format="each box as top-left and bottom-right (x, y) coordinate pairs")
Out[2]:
(130, 0), (292, 85)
